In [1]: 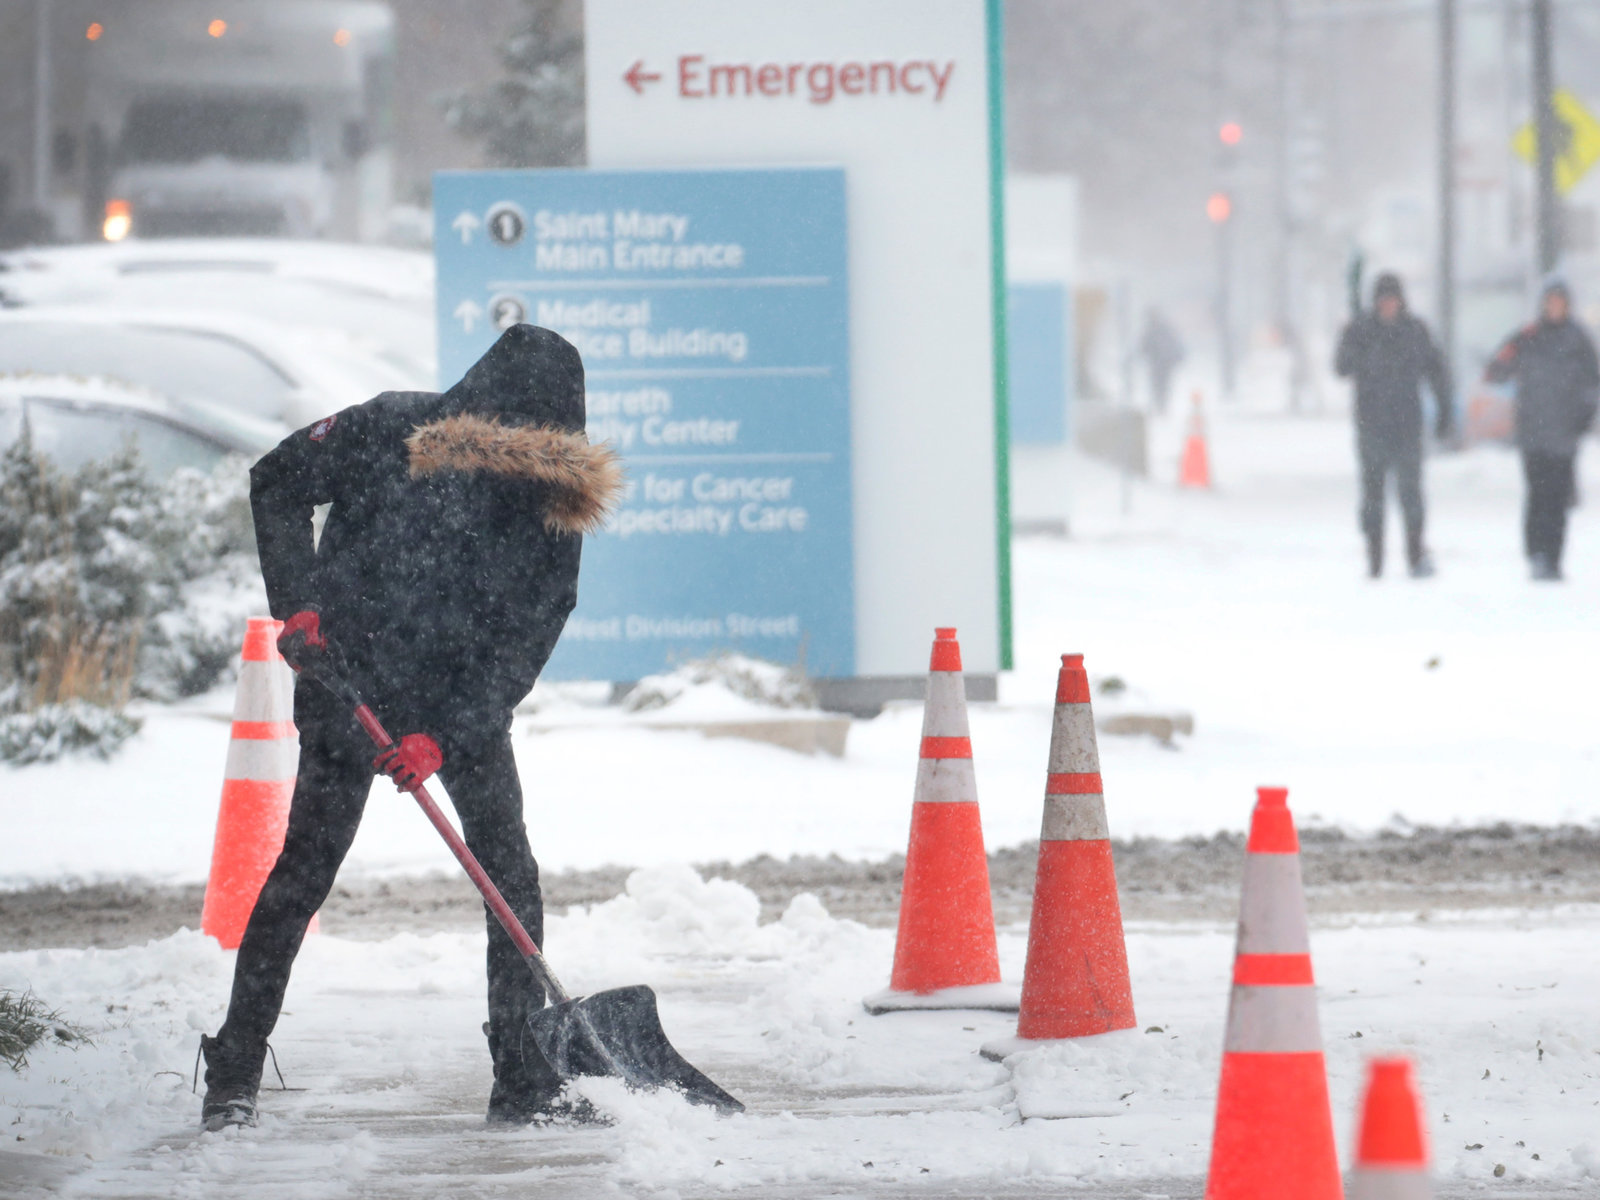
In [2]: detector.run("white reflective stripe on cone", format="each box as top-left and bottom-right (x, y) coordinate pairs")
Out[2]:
(1237, 854), (1312, 955)
(914, 757), (978, 805)
(921, 671), (971, 739)
(1040, 793), (1110, 841)
(1223, 985), (1325, 1053)
(231, 661), (295, 722)
(1047, 703), (1100, 773)
(224, 738), (299, 783)
(1348, 1168), (1433, 1200)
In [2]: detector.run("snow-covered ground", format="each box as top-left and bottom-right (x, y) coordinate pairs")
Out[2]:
(3, 867), (1598, 1197)
(3, 405), (1599, 1195)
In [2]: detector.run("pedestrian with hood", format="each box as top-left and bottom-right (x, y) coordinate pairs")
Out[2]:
(198, 324), (623, 1130)
(1334, 272), (1454, 578)
(1484, 279), (1600, 581)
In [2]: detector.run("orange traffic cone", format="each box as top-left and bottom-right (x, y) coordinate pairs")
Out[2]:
(1350, 1057), (1432, 1199)
(864, 628), (1016, 1014)
(1205, 786), (1339, 1200)
(1180, 390), (1212, 488)
(201, 617), (313, 950)
(983, 653), (1134, 1058)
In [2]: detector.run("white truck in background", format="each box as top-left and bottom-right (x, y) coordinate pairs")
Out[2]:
(84, 1), (395, 242)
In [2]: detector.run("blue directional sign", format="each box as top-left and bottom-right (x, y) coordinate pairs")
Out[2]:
(434, 167), (854, 680)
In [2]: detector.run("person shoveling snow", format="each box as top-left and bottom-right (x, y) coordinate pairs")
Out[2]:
(200, 324), (627, 1131)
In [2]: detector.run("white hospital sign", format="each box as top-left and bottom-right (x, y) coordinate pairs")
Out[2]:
(586, 0), (1011, 686)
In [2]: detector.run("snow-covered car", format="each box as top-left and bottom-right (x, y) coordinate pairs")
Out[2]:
(0, 306), (419, 432)
(0, 239), (436, 386)
(0, 373), (273, 475)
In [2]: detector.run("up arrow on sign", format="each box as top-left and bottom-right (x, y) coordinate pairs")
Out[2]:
(452, 211), (482, 245)
(624, 60), (662, 94)
(453, 298), (484, 333)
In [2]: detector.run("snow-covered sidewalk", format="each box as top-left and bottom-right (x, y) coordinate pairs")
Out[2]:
(2, 867), (1598, 1197)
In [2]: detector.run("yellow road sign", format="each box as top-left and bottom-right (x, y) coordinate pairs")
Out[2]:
(1513, 88), (1600, 195)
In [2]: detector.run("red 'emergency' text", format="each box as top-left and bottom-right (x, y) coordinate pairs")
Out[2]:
(678, 56), (955, 104)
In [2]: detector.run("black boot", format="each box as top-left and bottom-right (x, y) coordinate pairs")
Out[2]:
(198, 1034), (264, 1131)
(1406, 528), (1435, 578)
(1530, 553), (1564, 582)
(486, 1019), (564, 1125)
(484, 1021), (607, 1127)
(1365, 535), (1384, 579)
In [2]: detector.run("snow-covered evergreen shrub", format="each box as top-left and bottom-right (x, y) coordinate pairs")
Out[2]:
(0, 439), (264, 762)
(439, 1), (584, 168)
(0, 701), (142, 765)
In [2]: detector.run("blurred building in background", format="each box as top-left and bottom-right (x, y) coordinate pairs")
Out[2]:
(5, 0), (1598, 397)
(0, 0), (579, 247)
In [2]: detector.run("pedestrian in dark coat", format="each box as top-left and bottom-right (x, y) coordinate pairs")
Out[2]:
(1484, 280), (1600, 581)
(199, 324), (622, 1130)
(1334, 272), (1454, 578)
(1138, 308), (1185, 416)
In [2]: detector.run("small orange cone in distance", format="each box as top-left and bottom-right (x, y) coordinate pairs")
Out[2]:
(1007, 653), (1135, 1046)
(865, 628), (1016, 1014)
(1205, 786), (1340, 1200)
(201, 617), (312, 950)
(1180, 390), (1212, 489)
(1350, 1057), (1433, 1200)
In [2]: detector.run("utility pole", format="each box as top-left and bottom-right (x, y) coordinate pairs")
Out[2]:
(1275, 0), (1302, 412)
(1531, 0), (1560, 275)
(1211, 192), (1236, 402)
(1211, 0), (1235, 402)
(32, 0), (53, 212)
(1437, 0), (1457, 400)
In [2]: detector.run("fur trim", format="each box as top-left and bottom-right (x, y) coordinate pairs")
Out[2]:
(407, 413), (624, 535)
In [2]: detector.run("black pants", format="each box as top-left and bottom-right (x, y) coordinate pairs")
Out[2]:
(216, 676), (544, 1077)
(1358, 440), (1426, 564)
(1522, 449), (1577, 567)
(1151, 368), (1174, 416)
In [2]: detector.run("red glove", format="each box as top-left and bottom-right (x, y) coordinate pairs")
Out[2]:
(374, 734), (444, 793)
(277, 610), (327, 672)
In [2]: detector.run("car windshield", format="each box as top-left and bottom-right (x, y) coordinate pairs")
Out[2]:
(119, 96), (312, 165)
(0, 320), (298, 422)
(3, 395), (228, 476)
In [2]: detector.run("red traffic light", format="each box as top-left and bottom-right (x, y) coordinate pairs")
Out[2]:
(1206, 192), (1232, 223)
(1219, 122), (1243, 147)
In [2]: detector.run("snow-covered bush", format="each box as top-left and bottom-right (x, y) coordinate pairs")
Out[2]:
(439, 0), (584, 168)
(0, 700), (142, 765)
(0, 439), (264, 762)
(623, 653), (816, 713)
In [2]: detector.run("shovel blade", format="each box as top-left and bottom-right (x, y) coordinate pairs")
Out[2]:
(526, 984), (744, 1113)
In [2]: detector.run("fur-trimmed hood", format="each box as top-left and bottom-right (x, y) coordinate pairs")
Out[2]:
(406, 413), (623, 535)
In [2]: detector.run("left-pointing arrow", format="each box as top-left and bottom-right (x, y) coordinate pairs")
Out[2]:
(624, 59), (662, 95)
(454, 299), (484, 333)
(452, 211), (482, 245)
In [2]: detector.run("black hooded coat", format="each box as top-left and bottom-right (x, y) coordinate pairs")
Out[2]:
(249, 324), (622, 743)
(1334, 289), (1451, 449)
(1484, 299), (1600, 456)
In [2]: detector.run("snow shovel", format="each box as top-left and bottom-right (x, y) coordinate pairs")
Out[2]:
(306, 659), (744, 1114)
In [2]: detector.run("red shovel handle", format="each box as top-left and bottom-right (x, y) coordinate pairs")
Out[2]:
(351, 702), (571, 1005)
